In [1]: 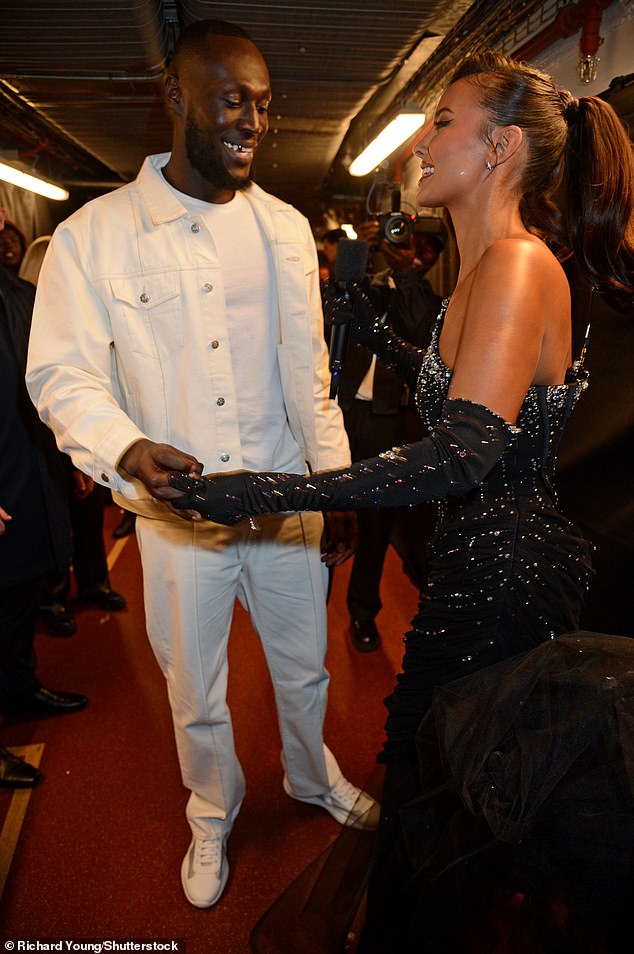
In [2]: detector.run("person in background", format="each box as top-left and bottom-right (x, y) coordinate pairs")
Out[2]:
(27, 18), (374, 911)
(335, 218), (443, 650)
(1, 207), (88, 782)
(0, 218), (26, 274)
(320, 227), (347, 279)
(19, 236), (126, 637)
(556, 258), (634, 639)
(166, 51), (633, 950)
(0, 743), (42, 788)
(17, 234), (50, 285)
(317, 250), (330, 287)
(111, 506), (136, 540)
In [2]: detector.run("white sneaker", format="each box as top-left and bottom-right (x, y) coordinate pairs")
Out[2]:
(180, 834), (229, 908)
(283, 774), (380, 829)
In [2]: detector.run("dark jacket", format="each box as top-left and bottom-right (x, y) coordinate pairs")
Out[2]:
(337, 269), (441, 414)
(0, 264), (71, 587)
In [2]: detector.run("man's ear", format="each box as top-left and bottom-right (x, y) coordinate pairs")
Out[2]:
(165, 74), (184, 116)
(494, 125), (523, 164)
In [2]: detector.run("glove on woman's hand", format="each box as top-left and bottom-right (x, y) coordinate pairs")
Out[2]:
(322, 281), (379, 347)
(169, 399), (518, 526)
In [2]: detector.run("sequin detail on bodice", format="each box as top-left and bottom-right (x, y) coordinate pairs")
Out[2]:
(415, 301), (589, 510)
(382, 300), (592, 761)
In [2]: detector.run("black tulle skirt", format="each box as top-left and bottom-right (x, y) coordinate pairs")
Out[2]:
(252, 632), (634, 954)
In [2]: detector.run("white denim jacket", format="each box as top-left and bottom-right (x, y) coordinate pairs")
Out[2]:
(26, 154), (350, 517)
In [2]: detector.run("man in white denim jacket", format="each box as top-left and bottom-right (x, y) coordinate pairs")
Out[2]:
(27, 19), (373, 908)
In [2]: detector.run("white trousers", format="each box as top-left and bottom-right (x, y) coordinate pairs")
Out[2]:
(135, 510), (343, 838)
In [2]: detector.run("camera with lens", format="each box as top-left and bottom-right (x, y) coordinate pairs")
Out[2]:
(376, 210), (415, 247)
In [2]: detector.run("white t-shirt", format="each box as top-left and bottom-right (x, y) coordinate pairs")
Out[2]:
(169, 186), (304, 473)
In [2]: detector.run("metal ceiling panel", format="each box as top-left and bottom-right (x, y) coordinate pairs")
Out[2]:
(1, 0), (167, 75)
(0, 0), (597, 225)
(0, 0), (169, 184)
(2, 0), (463, 214)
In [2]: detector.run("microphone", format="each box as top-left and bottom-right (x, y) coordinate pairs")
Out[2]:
(328, 238), (369, 399)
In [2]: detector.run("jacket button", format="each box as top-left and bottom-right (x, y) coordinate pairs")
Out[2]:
(220, 453), (230, 463)
(139, 293), (150, 303)
(216, 397), (225, 406)
(191, 222), (200, 233)
(101, 473), (109, 483)
(203, 282), (213, 292)
(210, 339), (219, 349)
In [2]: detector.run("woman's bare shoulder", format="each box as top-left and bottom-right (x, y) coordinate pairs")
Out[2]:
(481, 235), (563, 272)
(475, 236), (569, 316)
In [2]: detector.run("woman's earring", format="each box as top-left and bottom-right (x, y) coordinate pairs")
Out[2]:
(486, 160), (493, 172)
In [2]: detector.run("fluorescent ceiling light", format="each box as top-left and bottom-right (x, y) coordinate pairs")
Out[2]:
(0, 161), (69, 200)
(349, 107), (425, 177)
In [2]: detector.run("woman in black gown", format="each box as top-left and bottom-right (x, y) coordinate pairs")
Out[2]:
(166, 53), (634, 951)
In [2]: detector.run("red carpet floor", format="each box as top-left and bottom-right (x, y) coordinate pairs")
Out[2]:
(0, 506), (419, 952)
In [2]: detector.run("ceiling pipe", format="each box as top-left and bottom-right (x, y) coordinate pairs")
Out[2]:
(576, 0), (610, 82)
(388, 0), (612, 178)
(512, 0), (610, 63)
(579, 0), (609, 58)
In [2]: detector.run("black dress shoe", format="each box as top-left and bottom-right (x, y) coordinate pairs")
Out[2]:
(77, 582), (126, 611)
(39, 601), (77, 637)
(0, 746), (43, 788)
(113, 510), (136, 539)
(350, 618), (381, 653)
(2, 686), (88, 717)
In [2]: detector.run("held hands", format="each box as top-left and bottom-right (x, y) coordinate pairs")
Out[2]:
(169, 472), (359, 551)
(119, 438), (204, 521)
(168, 471), (252, 525)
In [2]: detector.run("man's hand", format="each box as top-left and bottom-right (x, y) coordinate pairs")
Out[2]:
(379, 239), (416, 273)
(321, 511), (358, 567)
(355, 219), (416, 273)
(354, 220), (380, 248)
(71, 470), (94, 500)
(0, 505), (12, 536)
(119, 438), (204, 520)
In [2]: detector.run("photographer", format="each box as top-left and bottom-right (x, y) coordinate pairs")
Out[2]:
(358, 216), (444, 346)
(335, 217), (443, 652)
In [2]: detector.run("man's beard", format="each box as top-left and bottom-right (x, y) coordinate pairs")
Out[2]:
(185, 115), (252, 192)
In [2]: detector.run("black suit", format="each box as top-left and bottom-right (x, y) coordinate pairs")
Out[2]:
(336, 269), (441, 624)
(0, 264), (71, 700)
(556, 262), (634, 637)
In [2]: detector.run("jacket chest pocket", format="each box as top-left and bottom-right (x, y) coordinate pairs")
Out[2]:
(109, 275), (183, 357)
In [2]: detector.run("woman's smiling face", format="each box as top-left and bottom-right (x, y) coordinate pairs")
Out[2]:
(413, 78), (493, 209)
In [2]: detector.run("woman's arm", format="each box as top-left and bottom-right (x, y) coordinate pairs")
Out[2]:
(169, 397), (517, 525)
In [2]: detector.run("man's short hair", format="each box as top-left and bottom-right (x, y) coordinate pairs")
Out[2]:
(167, 18), (253, 70)
(321, 228), (347, 245)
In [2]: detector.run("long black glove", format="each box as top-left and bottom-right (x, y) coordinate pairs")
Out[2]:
(169, 398), (517, 526)
(323, 281), (426, 393)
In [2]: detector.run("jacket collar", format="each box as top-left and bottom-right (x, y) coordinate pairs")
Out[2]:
(137, 153), (281, 230)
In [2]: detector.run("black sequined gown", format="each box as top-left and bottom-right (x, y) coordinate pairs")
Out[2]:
(380, 301), (593, 761)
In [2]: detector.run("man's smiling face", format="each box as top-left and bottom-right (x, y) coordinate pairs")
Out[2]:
(180, 35), (271, 196)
